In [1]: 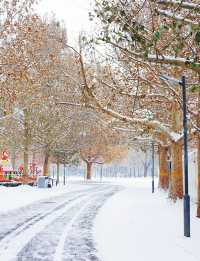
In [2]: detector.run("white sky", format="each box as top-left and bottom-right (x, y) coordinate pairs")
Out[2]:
(37, 0), (93, 45)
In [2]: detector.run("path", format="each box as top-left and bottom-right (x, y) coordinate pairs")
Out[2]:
(0, 183), (122, 261)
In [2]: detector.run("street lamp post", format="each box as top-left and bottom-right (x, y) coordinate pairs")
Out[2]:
(160, 75), (190, 237)
(181, 76), (190, 238)
(167, 158), (172, 194)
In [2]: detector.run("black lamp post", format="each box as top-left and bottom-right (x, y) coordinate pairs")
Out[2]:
(160, 75), (190, 237)
(181, 76), (190, 238)
(167, 156), (172, 193)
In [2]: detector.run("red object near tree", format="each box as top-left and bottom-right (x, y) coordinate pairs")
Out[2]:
(29, 164), (33, 172)
(0, 166), (3, 173)
(19, 164), (24, 174)
(1, 150), (8, 161)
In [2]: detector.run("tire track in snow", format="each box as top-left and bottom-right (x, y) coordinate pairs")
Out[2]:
(53, 189), (117, 261)
(16, 201), (88, 261)
(61, 187), (122, 261)
(0, 185), (102, 241)
(0, 185), (111, 261)
(15, 186), (122, 261)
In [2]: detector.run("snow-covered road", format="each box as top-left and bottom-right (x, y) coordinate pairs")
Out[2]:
(0, 183), (122, 261)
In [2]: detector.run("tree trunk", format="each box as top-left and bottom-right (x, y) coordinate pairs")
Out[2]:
(143, 151), (148, 177)
(24, 150), (29, 177)
(32, 152), (36, 176)
(170, 142), (183, 199)
(11, 148), (16, 171)
(63, 163), (66, 185)
(159, 146), (169, 190)
(56, 159), (60, 185)
(86, 161), (92, 180)
(43, 152), (49, 176)
(196, 89), (200, 217)
(197, 136), (200, 217)
(170, 100), (183, 200)
(23, 109), (29, 177)
(144, 164), (148, 177)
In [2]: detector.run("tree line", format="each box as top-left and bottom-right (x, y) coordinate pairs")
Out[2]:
(1, 0), (200, 217)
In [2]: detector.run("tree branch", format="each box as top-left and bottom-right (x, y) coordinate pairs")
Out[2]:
(156, 1), (200, 11)
(157, 8), (199, 26)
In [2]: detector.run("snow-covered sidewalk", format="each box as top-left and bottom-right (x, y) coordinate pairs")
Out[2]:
(94, 178), (200, 261)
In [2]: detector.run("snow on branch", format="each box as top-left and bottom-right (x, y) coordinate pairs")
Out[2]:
(101, 80), (171, 101)
(170, 131), (183, 142)
(77, 47), (186, 143)
(156, 1), (200, 11)
(61, 45), (187, 144)
(147, 54), (200, 68)
(108, 41), (200, 73)
(157, 8), (199, 26)
(58, 101), (174, 141)
(0, 109), (27, 123)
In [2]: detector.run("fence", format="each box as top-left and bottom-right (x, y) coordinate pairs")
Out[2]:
(50, 152), (197, 201)
(49, 163), (158, 181)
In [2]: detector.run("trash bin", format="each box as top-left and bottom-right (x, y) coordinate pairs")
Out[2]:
(37, 176), (49, 188)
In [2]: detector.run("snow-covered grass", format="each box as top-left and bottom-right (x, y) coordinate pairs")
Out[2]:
(0, 182), (94, 214)
(94, 177), (200, 261)
(0, 177), (126, 214)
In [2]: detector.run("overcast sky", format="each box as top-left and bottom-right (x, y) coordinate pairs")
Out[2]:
(37, 0), (93, 45)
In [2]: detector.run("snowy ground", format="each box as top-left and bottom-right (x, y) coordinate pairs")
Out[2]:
(94, 178), (200, 261)
(0, 182), (94, 214)
(0, 181), (122, 261)
(0, 178), (200, 261)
